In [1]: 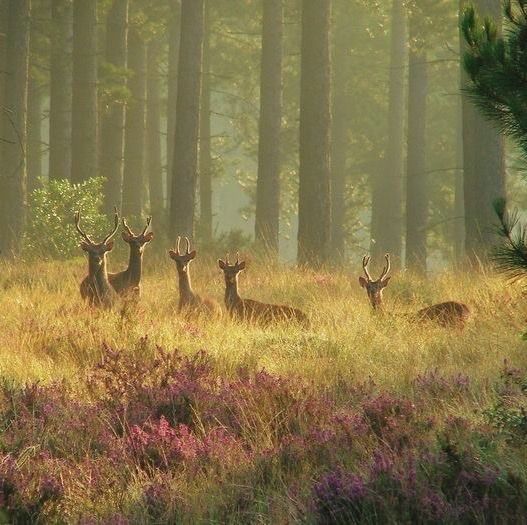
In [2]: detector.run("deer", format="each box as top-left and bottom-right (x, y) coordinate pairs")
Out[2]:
(168, 236), (221, 316)
(218, 253), (309, 324)
(75, 210), (120, 308)
(108, 216), (154, 297)
(359, 254), (471, 328)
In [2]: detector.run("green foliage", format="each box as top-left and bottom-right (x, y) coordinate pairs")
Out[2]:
(23, 177), (108, 260)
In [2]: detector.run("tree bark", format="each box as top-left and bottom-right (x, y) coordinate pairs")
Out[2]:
(462, 0), (505, 263)
(167, 0), (181, 207)
(199, 0), (212, 241)
(370, 0), (406, 264)
(405, 41), (428, 273)
(146, 39), (163, 219)
(27, 73), (42, 193)
(169, 0), (204, 239)
(71, 0), (97, 184)
(122, 29), (147, 217)
(100, 0), (128, 214)
(0, 0), (30, 255)
(0, 0), (7, 117)
(297, 0), (332, 267)
(255, 0), (283, 255)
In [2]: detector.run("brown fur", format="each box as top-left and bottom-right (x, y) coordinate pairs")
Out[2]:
(218, 256), (308, 325)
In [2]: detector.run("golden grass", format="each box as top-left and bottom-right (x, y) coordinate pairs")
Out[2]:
(0, 255), (525, 398)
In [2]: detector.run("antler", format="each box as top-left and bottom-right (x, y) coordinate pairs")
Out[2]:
(362, 255), (372, 282)
(380, 253), (391, 281)
(102, 208), (120, 245)
(74, 211), (94, 244)
(176, 236), (181, 255)
(141, 216), (152, 237)
(225, 253), (230, 264)
(184, 236), (191, 254)
(122, 217), (134, 237)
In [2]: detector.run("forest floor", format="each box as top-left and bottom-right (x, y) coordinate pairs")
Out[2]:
(0, 256), (527, 523)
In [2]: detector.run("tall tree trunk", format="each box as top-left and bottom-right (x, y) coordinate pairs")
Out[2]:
(167, 0), (181, 207)
(370, 0), (406, 264)
(49, 0), (72, 181)
(71, 0), (97, 184)
(199, 0), (212, 241)
(462, 0), (505, 263)
(255, 0), (283, 255)
(146, 39), (163, 219)
(0, 0), (30, 255)
(122, 29), (147, 217)
(27, 74), (42, 193)
(297, 0), (332, 267)
(169, 0), (204, 239)
(0, 0), (7, 115)
(454, 61), (465, 263)
(405, 36), (428, 273)
(101, 0), (128, 214)
(330, 8), (351, 260)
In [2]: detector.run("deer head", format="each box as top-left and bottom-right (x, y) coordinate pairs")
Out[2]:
(169, 236), (197, 273)
(75, 210), (120, 266)
(121, 216), (154, 252)
(359, 253), (391, 309)
(218, 253), (246, 284)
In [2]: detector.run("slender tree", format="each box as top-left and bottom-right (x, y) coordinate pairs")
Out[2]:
(71, 0), (98, 183)
(461, 0), (505, 262)
(0, 0), (31, 255)
(27, 73), (43, 193)
(122, 28), (147, 217)
(166, 0), (181, 205)
(199, 0), (212, 241)
(297, 0), (332, 267)
(100, 0), (128, 214)
(405, 13), (428, 273)
(370, 0), (406, 263)
(146, 38), (163, 219)
(169, 0), (204, 239)
(254, 0), (283, 254)
(49, 0), (72, 181)
(0, 0), (7, 118)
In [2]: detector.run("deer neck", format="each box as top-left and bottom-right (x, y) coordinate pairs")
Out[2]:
(224, 277), (241, 309)
(178, 269), (195, 304)
(125, 246), (143, 285)
(89, 256), (111, 289)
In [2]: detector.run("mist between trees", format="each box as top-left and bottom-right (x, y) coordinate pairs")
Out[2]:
(0, 0), (520, 269)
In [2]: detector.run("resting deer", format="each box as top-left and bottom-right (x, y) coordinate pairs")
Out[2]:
(218, 254), (308, 324)
(108, 216), (154, 296)
(359, 254), (471, 327)
(75, 210), (120, 308)
(168, 236), (221, 316)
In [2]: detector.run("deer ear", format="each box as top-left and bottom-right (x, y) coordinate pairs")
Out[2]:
(144, 231), (154, 242)
(80, 241), (90, 252)
(237, 260), (246, 271)
(168, 250), (177, 260)
(189, 250), (197, 259)
(218, 259), (226, 270)
(359, 276), (368, 288)
(121, 231), (132, 242)
(106, 240), (114, 251)
(381, 276), (391, 287)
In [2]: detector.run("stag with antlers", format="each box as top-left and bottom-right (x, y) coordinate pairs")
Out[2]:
(108, 216), (154, 296)
(168, 236), (221, 316)
(75, 210), (120, 308)
(218, 253), (308, 324)
(359, 254), (471, 327)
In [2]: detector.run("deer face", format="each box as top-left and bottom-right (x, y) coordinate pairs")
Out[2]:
(121, 217), (154, 253)
(81, 241), (114, 265)
(359, 254), (391, 310)
(169, 236), (197, 273)
(218, 257), (245, 285)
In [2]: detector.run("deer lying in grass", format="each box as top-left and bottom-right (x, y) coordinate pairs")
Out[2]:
(75, 210), (120, 308)
(218, 254), (308, 324)
(168, 236), (221, 316)
(108, 216), (154, 296)
(359, 254), (471, 328)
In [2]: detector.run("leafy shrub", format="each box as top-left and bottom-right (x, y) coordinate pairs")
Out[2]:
(23, 177), (108, 260)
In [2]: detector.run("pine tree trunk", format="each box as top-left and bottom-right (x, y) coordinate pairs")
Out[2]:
(0, 0), (30, 255)
(255, 0), (282, 255)
(169, 0), (204, 239)
(199, 0), (212, 241)
(166, 0), (181, 206)
(370, 0), (406, 263)
(71, 0), (97, 184)
(49, 0), (72, 181)
(330, 10), (351, 260)
(405, 42), (428, 273)
(146, 39), (163, 219)
(297, 0), (332, 267)
(122, 29), (147, 217)
(27, 74), (42, 193)
(101, 0), (128, 214)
